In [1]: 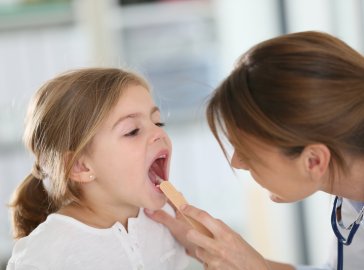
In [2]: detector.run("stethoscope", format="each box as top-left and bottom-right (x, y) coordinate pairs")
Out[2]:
(330, 196), (364, 270)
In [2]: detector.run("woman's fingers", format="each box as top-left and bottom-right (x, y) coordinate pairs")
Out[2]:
(146, 205), (271, 270)
(144, 208), (190, 238)
(144, 209), (175, 229)
(144, 208), (199, 259)
(181, 204), (227, 238)
(196, 247), (238, 270)
(186, 228), (216, 253)
(180, 205), (271, 270)
(186, 227), (236, 263)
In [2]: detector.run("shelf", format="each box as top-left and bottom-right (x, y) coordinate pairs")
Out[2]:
(0, 2), (74, 31)
(109, 0), (214, 29)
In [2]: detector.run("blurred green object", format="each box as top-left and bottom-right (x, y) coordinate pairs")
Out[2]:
(21, 0), (71, 4)
(0, 0), (73, 30)
(0, 1), (71, 15)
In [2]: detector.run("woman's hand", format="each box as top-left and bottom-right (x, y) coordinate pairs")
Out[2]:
(145, 205), (271, 270)
(144, 207), (199, 259)
(181, 204), (270, 270)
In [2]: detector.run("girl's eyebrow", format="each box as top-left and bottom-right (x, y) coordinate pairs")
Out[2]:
(111, 106), (160, 130)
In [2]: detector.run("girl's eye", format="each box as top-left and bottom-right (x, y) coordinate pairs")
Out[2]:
(155, 122), (165, 127)
(125, 129), (139, 137)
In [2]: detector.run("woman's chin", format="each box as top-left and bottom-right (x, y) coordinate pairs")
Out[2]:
(269, 193), (285, 203)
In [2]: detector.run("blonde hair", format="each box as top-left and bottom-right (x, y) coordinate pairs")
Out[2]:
(10, 68), (148, 239)
(207, 31), (364, 176)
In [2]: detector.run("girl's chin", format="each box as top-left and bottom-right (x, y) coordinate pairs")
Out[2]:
(147, 196), (167, 211)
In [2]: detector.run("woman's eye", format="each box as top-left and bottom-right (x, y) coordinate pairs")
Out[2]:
(155, 122), (165, 127)
(125, 129), (139, 137)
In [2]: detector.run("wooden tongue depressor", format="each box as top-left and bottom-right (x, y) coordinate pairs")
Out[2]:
(159, 180), (213, 237)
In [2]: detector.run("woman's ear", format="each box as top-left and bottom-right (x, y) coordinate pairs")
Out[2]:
(68, 154), (95, 183)
(301, 144), (331, 181)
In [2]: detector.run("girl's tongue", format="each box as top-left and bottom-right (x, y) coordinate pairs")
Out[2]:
(148, 158), (166, 186)
(148, 170), (158, 185)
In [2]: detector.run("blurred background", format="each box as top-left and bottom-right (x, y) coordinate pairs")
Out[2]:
(1, 0), (364, 269)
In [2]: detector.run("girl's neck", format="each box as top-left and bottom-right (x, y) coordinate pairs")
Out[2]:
(58, 201), (139, 230)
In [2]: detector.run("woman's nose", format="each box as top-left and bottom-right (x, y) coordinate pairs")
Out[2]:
(231, 151), (249, 170)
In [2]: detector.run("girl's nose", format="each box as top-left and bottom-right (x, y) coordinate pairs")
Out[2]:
(149, 124), (167, 143)
(231, 151), (249, 170)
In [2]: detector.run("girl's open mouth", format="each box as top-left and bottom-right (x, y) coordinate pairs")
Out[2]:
(148, 153), (168, 187)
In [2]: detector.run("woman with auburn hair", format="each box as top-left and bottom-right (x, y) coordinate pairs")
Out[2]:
(146, 31), (364, 269)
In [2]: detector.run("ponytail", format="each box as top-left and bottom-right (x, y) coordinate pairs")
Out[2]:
(11, 68), (146, 239)
(10, 173), (57, 239)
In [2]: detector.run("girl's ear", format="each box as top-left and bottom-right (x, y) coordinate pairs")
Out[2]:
(301, 144), (331, 181)
(69, 154), (95, 183)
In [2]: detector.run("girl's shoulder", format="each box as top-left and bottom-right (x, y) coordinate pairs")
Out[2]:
(8, 213), (92, 268)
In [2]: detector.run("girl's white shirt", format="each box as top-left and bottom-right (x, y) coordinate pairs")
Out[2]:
(7, 204), (189, 270)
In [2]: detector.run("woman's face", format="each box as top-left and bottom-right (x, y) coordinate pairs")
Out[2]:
(231, 137), (323, 203)
(82, 84), (171, 212)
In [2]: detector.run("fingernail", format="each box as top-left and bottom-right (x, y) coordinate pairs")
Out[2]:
(180, 204), (187, 211)
(144, 209), (154, 215)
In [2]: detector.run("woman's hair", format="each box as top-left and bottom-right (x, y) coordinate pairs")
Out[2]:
(207, 31), (364, 176)
(10, 68), (148, 239)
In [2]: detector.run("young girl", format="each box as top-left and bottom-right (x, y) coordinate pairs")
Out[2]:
(7, 68), (189, 270)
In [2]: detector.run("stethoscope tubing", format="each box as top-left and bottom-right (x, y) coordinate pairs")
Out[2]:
(331, 196), (363, 270)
